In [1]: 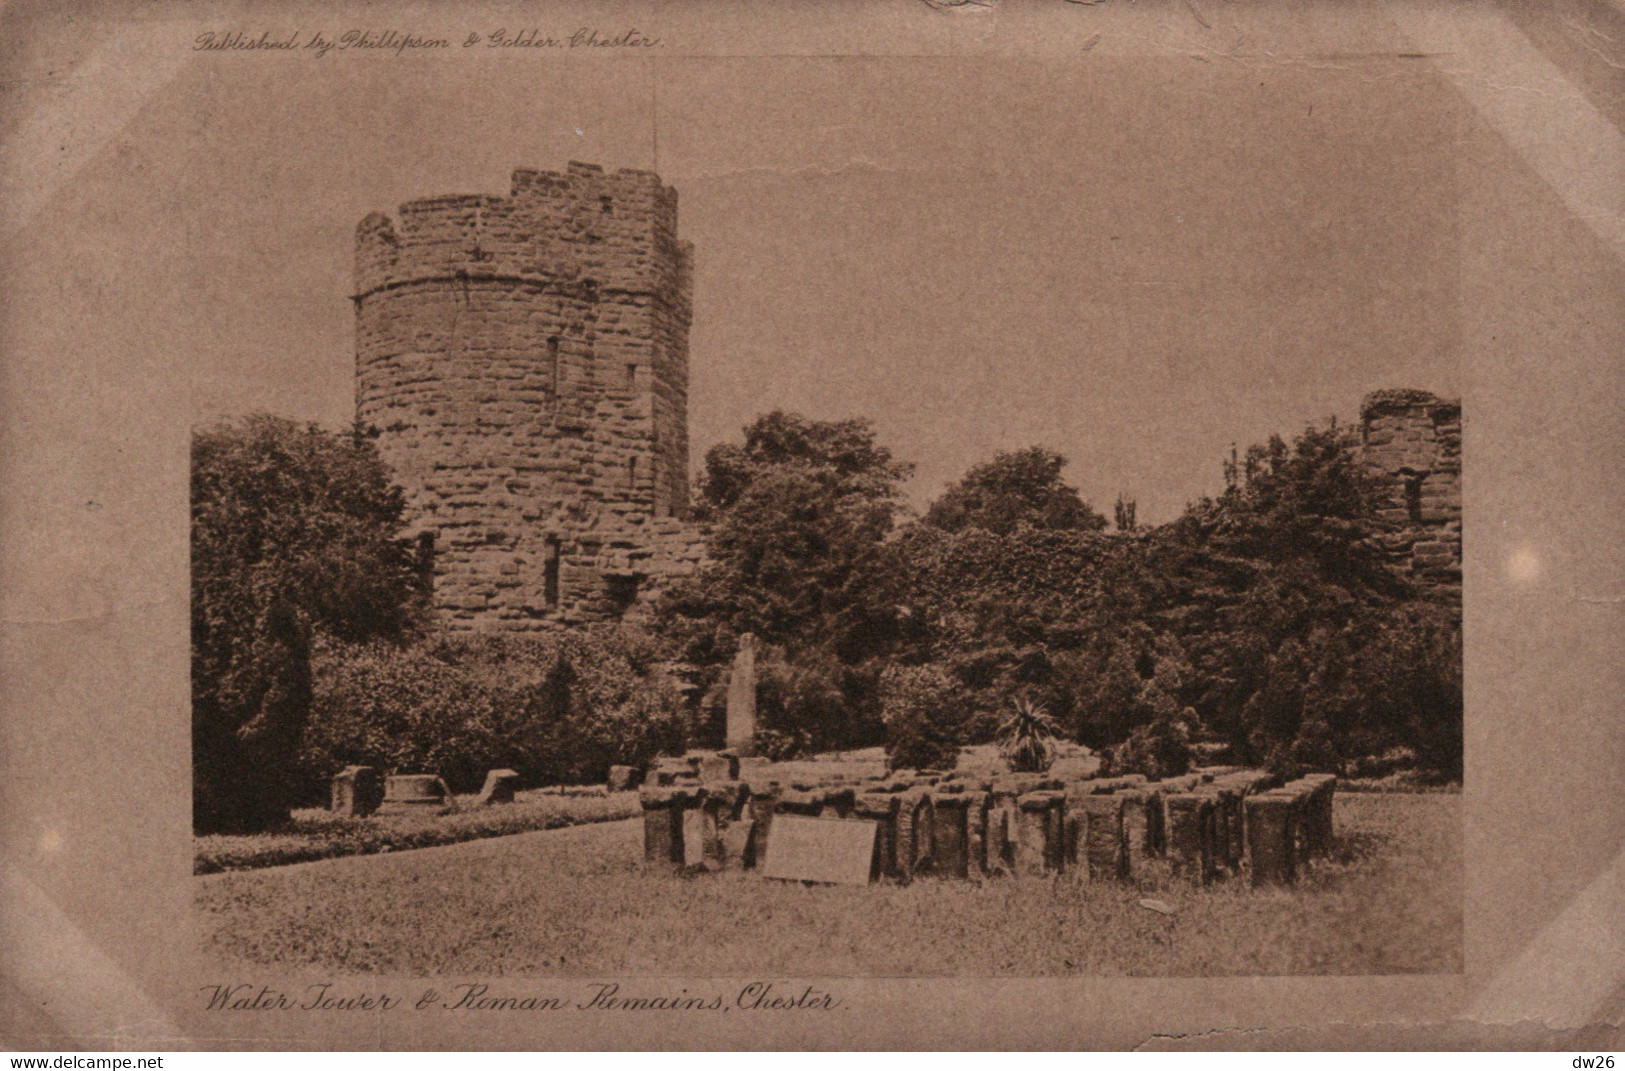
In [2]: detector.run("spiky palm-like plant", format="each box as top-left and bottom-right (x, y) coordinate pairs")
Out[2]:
(998, 697), (1060, 773)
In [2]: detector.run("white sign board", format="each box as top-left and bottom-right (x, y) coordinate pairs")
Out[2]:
(759, 815), (877, 885)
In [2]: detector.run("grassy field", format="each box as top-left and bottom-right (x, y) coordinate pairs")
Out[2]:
(196, 792), (1460, 976)
(194, 790), (640, 874)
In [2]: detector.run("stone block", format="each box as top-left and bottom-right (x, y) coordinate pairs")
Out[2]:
(1015, 791), (1063, 875)
(329, 765), (384, 817)
(1081, 793), (1128, 881)
(606, 764), (642, 792)
(895, 792), (936, 878)
(1164, 793), (1212, 884)
(704, 781), (749, 822)
(745, 788), (780, 869)
(963, 791), (989, 876)
(1300, 774), (1336, 857)
(379, 773), (451, 815)
(640, 788), (682, 866)
(1143, 790), (1166, 856)
(1062, 811), (1085, 876)
(696, 752), (740, 784)
(775, 789), (822, 816)
(1246, 793), (1298, 885)
(983, 791), (1017, 876)
(726, 633), (759, 755)
(1201, 789), (1239, 872)
(475, 768), (520, 806)
(758, 815), (878, 885)
(696, 786), (749, 869)
(931, 794), (971, 879)
(855, 792), (901, 880)
(681, 804), (712, 869)
(818, 787), (857, 819)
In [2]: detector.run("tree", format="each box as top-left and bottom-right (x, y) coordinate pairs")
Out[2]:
(192, 414), (425, 832)
(695, 410), (911, 518)
(924, 446), (1108, 535)
(1114, 494), (1137, 533)
(658, 411), (913, 749)
(1160, 418), (1459, 773)
(1202, 420), (1391, 587)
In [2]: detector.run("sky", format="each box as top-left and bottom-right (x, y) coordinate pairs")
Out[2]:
(15, 26), (1465, 524)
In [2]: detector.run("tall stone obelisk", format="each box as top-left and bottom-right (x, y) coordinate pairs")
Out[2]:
(725, 633), (758, 756)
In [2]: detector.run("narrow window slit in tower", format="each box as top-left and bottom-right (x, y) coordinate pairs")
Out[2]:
(544, 537), (561, 609)
(601, 196), (614, 215)
(1404, 474), (1425, 523)
(628, 456), (638, 490)
(626, 363), (638, 390)
(548, 337), (561, 396)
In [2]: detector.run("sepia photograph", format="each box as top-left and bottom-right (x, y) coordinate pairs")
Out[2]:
(2, 0), (1623, 1051)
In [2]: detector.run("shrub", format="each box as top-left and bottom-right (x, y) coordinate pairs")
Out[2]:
(996, 697), (1061, 773)
(1103, 710), (1195, 780)
(299, 627), (692, 797)
(750, 728), (812, 763)
(754, 646), (871, 753)
(880, 663), (969, 772)
(1344, 746), (1420, 781)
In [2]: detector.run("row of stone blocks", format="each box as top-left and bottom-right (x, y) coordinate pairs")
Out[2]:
(640, 770), (1336, 885)
(329, 766), (519, 816)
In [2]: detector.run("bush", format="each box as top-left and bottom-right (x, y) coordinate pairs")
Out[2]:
(996, 697), (1061, 773)
(880, 663), (970, 772)
(750, 728), (812, 763)
(1102, 710), (1195, 780)
(299, 627), (692, 798)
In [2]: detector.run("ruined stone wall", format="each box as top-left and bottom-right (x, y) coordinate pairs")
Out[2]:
(355, 163), (704, 629)
(640, 755), (1334, 888)
(1357, 389), (1462, 592)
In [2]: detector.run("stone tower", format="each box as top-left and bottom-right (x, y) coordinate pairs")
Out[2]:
(354, 163), (705, 629)
(1358, 389), (1462, 592)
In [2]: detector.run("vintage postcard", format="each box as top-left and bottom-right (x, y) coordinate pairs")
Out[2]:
(1, 0), (1623, 1051)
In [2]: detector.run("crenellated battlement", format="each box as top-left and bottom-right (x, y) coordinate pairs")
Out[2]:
(354, 165), (690, 305)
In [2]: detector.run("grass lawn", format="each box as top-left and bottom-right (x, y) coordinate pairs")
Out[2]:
(196, 792), (1460, 976)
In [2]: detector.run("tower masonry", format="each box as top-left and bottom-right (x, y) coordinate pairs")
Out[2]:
(355, 162), (706, 629)
(1357, 388), (1462, 592)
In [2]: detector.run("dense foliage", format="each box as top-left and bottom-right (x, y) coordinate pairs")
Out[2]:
(192, 416), (426, 833)
(673, 411), (1461, 781)
(302, 629), (692, 796)
(196, 400), (1462, 823)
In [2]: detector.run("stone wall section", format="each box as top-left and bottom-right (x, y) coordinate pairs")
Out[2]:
(640, 755), (1335, 887)
(1358, 389), (1462, 592)
(354, 163), (705, 629)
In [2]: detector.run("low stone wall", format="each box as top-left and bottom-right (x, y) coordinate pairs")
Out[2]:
(638, 756), (1337, 886)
